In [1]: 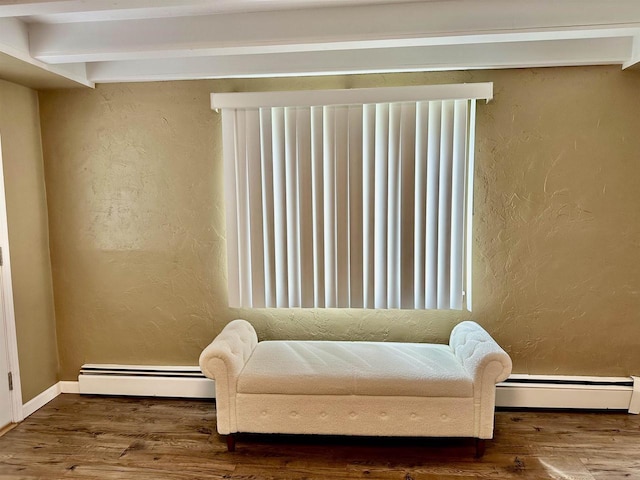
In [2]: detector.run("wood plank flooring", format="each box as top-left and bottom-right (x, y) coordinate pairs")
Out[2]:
(0, 395), (639, 479)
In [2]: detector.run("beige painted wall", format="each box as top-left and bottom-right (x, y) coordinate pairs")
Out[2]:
(0, 79), (58, 403)
(38, 66), (640, 380)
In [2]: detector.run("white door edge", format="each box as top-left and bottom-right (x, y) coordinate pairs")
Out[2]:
(0, 134), (24, 423)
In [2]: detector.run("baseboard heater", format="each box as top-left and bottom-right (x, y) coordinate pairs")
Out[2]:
(78, 365), (639, 413)
(78, 364), (215, 399)
(497, 374), (639, 413)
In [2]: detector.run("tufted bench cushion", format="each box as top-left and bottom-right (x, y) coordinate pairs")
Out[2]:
(237, 341), (473, 397)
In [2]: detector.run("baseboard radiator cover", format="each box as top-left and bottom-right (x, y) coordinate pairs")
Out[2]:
(78, 364), (215, 399)
(77, 365), (638, 413)
(497, 374), (638, 413)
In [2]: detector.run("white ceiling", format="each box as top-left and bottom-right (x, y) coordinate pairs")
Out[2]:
(1, 0), (640, 89)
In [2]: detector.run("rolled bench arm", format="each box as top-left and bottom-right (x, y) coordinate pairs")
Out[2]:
(449, 321), (512, 438)
(199, 319), (258, 434)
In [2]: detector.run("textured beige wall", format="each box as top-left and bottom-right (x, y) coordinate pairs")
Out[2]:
(38, 66), (640, 380)
(0, 79), (58, 402)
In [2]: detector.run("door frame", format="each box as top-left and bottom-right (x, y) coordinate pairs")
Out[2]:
(0, 134), (23, 423)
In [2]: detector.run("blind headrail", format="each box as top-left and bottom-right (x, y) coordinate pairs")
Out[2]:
(211, 83), (493, 110)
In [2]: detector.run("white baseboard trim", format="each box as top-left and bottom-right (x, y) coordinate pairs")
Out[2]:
(60, 381), (79, 394)
(22, 383), (61, 418)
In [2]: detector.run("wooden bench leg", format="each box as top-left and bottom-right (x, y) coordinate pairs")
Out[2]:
(475, 438), (486, 458)
(226, 434), (236, 452)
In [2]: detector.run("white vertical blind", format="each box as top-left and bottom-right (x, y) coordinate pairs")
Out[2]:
(271, 108), (288, 307)
(217, 84), (488, 310)
(362, 104), (375, 309)
(258, 108), (275, 307)
(310, 106), (325, 307)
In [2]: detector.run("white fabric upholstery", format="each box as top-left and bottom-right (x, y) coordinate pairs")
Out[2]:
(238, 341), (472, 397)
(199, 319), (511, 440)
(199, 319), (258, 434)
(236, 394), (475, 437)
(449, 321), (512, 438)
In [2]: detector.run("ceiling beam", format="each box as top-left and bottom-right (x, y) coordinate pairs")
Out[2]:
(86, 38), (632, 83)
(27, 1), (640, 64)
(0, 0), (408, 21)
(0, 17), (92, 87)
(0, 0), (230, 18)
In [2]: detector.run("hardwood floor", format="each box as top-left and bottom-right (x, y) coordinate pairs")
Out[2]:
(0, 395), (638, 479)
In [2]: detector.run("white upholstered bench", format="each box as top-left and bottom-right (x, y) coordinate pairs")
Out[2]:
(199, 319), (511, 456)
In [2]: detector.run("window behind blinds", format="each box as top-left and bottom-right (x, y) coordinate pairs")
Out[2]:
(213, 84), (491, 310)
